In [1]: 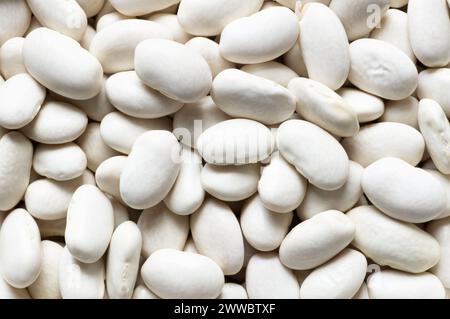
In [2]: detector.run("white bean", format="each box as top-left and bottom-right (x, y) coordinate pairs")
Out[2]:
(59, 246), (105, 299)
(27, 0), (87, 40)
(347, 205), (440, 273)
(342, 122), (425, 167)
(65, 185), (114, 263)
(120, 130), (181, 209)
(219, 7), (299, 64)
(23, 28), (103, 100)
(0, 73), (46, 129)
(240, 195), (293, 252)
(211, 69), (296, 125)
(408, 0), (450, 67)
(164, 147), (205, 215)
(100, 111), (172, 154)
(418, 99), (450, 174)
(201, 163), (260, 202)
(106, 221), (142, 299)
(427, 217), (450, 288)
(177, 0), (263, 36)
(0, 37), (27, 79)
(288, 78), (359, 137)
(348, 39), (418, 100)
(33, 143), (87, 181)
(28, 240), (63, 299)
(90, 19), (172, 74)
(362, 157), (446, 223)
(300, 248), (367, 299)
(197, 119), (275, 165)
(367, 269), (446, 299)
(297, 161), (363, 220)
(21, 100), (88, 144)
(191, 198), (244, 275)
(137, 202), (189, 258)
(299, 3), (350, 90)
(258, 151), (307, 213)
(0, 132), (33, 211)
(140, 249), (224, 299)
(135, 39), (212, 103)
(280, 210), (355, 270)
(246, 252), (300, 299)
(0, 208), (41, 288)
(277, 119), (349, 191)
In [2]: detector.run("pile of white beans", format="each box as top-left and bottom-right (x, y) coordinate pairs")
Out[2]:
(0, 0), (449, 300)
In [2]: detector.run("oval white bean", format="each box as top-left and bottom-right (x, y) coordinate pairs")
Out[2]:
(163, 147), (205, 216)
(347, 205), (440, 273)
(342, 122), (425, 167)
(33, 143), (87, 181)
(288, 78), (359, 137)
(219, 7), (299, 64)
(106, 221), (142, 299)
(246, 252), (300, 299)
(211, 69), (295, 125)
(90, 19), (172, 74)
(177, 0), (263, 36)
(120, 130), (181, 209)
(0, 0), (31, 46)
(191, 198), (244, 275)
(28, 240), (63, 299)
(137, 202), (189, 258)
(277, 120), (349, 191)
(299, 3), (349, 90)
(419, 99), (450, 175)
(297, 161), (363, 220)
(240, 195), (293, 252)
(367, 269), (446, 299)
(348, 39), (418, 100)
(26, 0), (87, 40)
(300, 249), (367, 299)
(65, 185), (114, 263)
(0, 37), (26, 79)
(201, 163), (260, 202)
(0, 132), (33, 211)
(0, 208), (41, 288)
(363, 157), (446, 223)
(100, 111), (172, 154)
(21, 100), (88, 144)
(135, 39), (212, 103)
(140, 249), (224, 299)
(408, 0), (450, 67)
(280, 210), (355, 270)
(337, 88), (385, 123)
(59, 246), (105, 299)
(258, 151), (307, 213)
(197, 119), (275, 165)
(23, 28), (103, 100)
(0, 73), (46, 129)
(417, 68), (450, 118)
